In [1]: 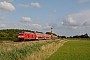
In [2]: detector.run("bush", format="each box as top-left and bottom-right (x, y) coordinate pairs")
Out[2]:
(0, 29), (31, 41)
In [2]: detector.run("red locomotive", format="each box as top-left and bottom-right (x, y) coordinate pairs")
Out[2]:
(18, 31), (58, 41)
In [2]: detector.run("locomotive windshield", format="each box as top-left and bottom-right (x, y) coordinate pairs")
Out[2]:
(18, 32), (24, 35)
(26, 32), (34, 34)
(19, 33), (24, 35)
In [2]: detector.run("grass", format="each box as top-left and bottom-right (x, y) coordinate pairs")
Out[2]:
(47, 40), (90, 60)
(0, 40), (52, 53)
(0, 40), (65, 60)
(27, 40), (67, 60)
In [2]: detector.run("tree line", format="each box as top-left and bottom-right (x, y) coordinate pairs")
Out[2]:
(0, 29), (58, 41)
(70, 33), (89, 38)
(58, 33), (90, 39)
(0, 29), (34, 41)
(0, 29), (90, 41)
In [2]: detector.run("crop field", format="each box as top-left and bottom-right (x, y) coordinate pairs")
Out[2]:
(0, 39), (67, 60)
(47, 39), (90, 60)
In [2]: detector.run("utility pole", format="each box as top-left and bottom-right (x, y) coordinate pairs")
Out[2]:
(50, 27), (53, 39)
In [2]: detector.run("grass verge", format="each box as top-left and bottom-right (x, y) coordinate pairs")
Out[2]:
(26, 40), (67, 60)
(47, 40), (90, 60)
(0, 40), (66, 60)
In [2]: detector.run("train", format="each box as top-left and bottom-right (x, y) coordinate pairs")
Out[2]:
(18, 31), (58, 41)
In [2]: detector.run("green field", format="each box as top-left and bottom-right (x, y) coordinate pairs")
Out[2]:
(47, 40), (90, 60)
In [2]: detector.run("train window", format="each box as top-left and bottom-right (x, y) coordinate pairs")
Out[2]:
(19, 33), (23, 35)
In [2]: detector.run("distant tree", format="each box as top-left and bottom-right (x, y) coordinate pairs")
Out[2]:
(72, 33), (89, 38)
(80, 33), (89, 38)
(61, 36), (66, 38)
(46, 32), (57, 36)
(70, 36), (73, 38)
(58, 36), (66, 38)
(73, 35), (80, 38)
(46, 32), (51, 35)
(35, 31), (43, 33)
(84, 33), (89, 38)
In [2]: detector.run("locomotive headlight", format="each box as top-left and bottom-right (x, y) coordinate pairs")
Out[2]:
(18, 36), (24, 38)
(21, 36), (24, 37)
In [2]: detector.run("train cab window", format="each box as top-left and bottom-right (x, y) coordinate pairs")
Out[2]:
(19, 33), (24, 35)
(18, 32), (24, 35)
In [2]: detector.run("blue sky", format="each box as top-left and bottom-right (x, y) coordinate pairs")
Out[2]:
(0, 0), (90, 36)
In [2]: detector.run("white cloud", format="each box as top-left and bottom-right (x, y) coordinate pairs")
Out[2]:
(48, 23), (58, 29)
(62, 9), (90, 29)
(78, 0), (90, 3)
(0, 17), (5, 20)
(31, 2), (41, 8)
(0, 24), (5, 28)
(30, 24), (42, 29)
(15, 23), (42, 30)
(18, 4), (29, 8)
(66, 17), (77, 24)
(21, 17), (32, 22)
(0, 22), (43, 30)
(44, 24), (51, 29)
(82, 21), (90, 27)
(62, 17), (78, 29)
(72, 26), (77, 29)
(62, 17), (78, 26)
(0, 1), (15, 11)
(53, 10), (57, 12)
(68, 9), (90, 24)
